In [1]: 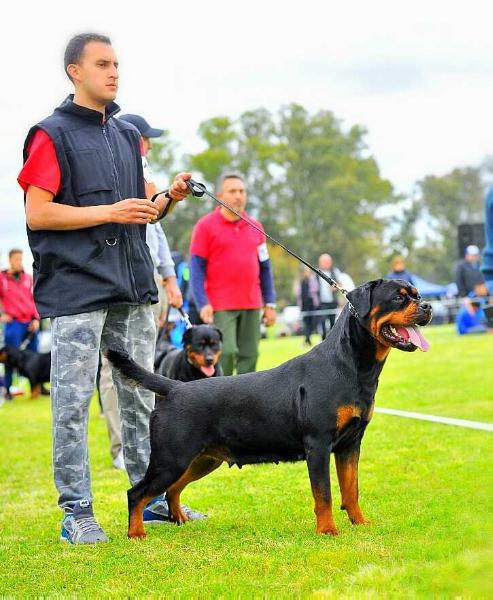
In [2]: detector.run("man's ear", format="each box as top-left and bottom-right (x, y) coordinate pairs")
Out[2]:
(346, 279), (383, 319)
(182, 328), (193, 346)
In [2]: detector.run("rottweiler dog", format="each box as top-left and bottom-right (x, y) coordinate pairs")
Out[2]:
(106, 279), (432, 538)
(155, 325), (223, 382)
(0, 346), (51, 398)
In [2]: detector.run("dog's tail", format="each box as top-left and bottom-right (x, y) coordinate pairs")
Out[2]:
(105, 347), (178, 397)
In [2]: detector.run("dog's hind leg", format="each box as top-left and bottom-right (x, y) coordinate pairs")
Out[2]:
(305, 441), (338, 535)
(166, 456), (223, 524)
(30, 383), (41, 399)
(335, 446), (369, 525)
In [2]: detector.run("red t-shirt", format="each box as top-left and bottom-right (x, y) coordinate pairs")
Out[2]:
(18, 130), (147, 194)
(190, 207), (266, 311)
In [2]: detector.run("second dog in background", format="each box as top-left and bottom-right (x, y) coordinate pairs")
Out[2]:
(155, 324), (223, 382)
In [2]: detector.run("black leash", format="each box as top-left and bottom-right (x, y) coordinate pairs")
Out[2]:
(18, 330), (35, 352)
(184, 179), (359, 318)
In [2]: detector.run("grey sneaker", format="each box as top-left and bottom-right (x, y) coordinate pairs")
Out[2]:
(143, 493), (208, 524)
(60, 500), (109, 544)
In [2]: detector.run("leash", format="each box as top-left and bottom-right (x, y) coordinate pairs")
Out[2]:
(184, 179), (360, 318)
(18, 330), (35, 352)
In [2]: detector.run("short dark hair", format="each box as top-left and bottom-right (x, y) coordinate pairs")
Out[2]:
(8, 248), (23, 258)
(64, 33), (111, 80)
(215, 172), (245, 194)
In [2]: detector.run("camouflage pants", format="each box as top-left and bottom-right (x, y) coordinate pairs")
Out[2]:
(50, 304), (156, 510)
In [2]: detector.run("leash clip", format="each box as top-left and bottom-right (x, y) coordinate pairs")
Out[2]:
(178, 307), (193, 330)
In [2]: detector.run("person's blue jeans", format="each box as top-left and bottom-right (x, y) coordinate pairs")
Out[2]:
(4, 320), (38, 392)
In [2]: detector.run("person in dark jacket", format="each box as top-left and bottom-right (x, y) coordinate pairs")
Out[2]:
(17, 33), (197, 544)
(297, 267), (319, 346)
(454, 245), (486, 297)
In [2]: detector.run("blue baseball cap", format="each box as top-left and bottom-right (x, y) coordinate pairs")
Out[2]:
(119, 114), (163, 138)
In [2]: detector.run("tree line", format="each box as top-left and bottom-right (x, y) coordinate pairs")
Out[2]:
(149, 103), (487, 305)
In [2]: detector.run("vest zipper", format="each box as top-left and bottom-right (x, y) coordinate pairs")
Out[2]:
(102, 124), (139, 302)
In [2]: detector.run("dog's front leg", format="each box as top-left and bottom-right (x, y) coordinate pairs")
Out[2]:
(306, 443), (338, 535)
(335, 446), (370, 525)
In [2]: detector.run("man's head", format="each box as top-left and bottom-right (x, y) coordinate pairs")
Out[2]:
(391, 255), (405, 273)
(64, 33), (118, 105)
(216, 173), (247, 218)
(8, 249), (23, 273)
(318, 254), (333, 271)
(119, 114), (164, 155)
(465, 245), (480, 264)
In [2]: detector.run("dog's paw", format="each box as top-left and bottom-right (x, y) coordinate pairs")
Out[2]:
(316, 524), (339, 536)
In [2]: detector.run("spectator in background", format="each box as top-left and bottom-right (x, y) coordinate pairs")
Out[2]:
(386, 255), (416, 286)
(317, 253), (341, 339)
(455, 245), (486, 297)
(0, 249), (40, 400)
(297, 267), (319, 346)
(456, 298), (487, 335)
(190, 173), (276, 375)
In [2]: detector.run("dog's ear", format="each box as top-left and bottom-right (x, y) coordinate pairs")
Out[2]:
(346, 279), (383, 319)
(182, 328), (193, 346)
(211, 325), (223, 342)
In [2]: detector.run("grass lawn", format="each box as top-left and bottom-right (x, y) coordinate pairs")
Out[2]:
(0, 325), (491, 598)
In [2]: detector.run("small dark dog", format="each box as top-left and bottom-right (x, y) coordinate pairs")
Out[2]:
(107, 279), (432, 539)
(155, 325), (223, 382)
(0, 346), (51, 398)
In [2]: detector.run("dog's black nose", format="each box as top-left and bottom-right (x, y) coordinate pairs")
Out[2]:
(420, 302), (432, 312)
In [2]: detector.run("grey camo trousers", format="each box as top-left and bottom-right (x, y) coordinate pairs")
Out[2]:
(50, 304), (156, 510)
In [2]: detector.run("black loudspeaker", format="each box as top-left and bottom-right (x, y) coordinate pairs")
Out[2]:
(457, 223), (485, 258)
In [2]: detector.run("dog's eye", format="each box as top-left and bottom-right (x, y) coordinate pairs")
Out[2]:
(394, 294), (405, 302)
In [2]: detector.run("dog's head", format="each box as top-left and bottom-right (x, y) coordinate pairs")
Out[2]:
(183, 325), (223, 377)
(346, 279), (432, 354)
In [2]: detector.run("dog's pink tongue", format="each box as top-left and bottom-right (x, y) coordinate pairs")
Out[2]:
(200, 365), (215, 377)
(397, 325), (430, 352)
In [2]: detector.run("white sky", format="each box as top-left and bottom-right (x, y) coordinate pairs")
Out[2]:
(1, 0), (492, 266)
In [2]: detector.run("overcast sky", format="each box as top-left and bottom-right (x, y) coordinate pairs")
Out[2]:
(1, 0), (492, 266)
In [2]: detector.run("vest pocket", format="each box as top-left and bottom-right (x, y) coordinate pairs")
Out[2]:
(66, 148), (113, 200)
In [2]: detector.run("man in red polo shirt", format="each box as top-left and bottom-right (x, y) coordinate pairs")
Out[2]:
(0, 249), (40, 400)
(190, 173), (277, 375)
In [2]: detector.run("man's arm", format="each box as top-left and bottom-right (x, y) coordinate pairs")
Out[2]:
(190, 255), (213, 323)
(259, 258), (277, 326)
(26, 185), (159, 231)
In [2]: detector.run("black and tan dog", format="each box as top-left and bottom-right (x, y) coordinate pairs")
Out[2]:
(107, 279), (432, 538)
(155, 325), (223, 382)
(0, 346), (51, 398)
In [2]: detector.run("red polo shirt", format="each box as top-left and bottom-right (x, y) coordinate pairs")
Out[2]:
(190, 207), (266, 311)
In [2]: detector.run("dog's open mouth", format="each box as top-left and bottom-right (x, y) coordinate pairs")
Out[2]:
(381, 324), (430, 352)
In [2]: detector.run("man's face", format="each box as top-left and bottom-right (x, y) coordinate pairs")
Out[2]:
(218, 178), (247, 214)
(9, 252), (23, 273)
(466, 253), (479, 264)
(68, 41), (119, 103)
(142, 137), (151, 156)
(319, 255), (332, 270)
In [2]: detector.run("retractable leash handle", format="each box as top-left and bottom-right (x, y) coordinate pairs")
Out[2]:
(178, 307), (193, 330)
(185, 178), (359, 317)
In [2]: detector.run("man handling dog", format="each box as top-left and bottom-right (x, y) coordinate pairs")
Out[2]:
(17, 33), (203, 544)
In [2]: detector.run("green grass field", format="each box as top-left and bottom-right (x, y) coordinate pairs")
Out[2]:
(0, 325), (492, 598)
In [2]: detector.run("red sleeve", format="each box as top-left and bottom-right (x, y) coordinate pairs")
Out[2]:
(17, 129), (62, 195)
(190, 218), (211, 259)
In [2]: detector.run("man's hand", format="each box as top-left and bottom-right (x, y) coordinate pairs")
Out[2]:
(107, 198), (159, 224)
(200, 304), (214, 324)
(0, 313), (12, 324)
(163, 277), (183, 308)
(168, 172), (193, 201)
(263, 306), (277, 327)
(28, 319), (40, 332)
